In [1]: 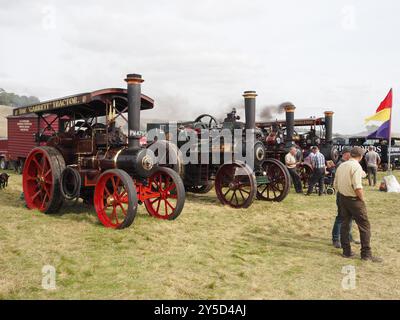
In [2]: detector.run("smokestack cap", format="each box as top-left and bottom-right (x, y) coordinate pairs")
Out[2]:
(281, 102), (296, 112)
(324, 111), (334, 116)
(125, 73), (144, 84)
(243, 91), (257, 99)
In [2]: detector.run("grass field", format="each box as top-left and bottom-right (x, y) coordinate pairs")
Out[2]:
(0, 170), (399, 300)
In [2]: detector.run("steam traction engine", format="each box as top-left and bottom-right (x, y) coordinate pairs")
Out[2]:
(148, 91), (291, 208)
(17, 73), (185, 229)
(256, 105), (339, 188)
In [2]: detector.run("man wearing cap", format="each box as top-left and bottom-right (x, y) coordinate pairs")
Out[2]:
(331, 147), (358, 248)
(285, 146), (303, 194)
(334, 146), (382, 262)
(306, 146), (326, 195)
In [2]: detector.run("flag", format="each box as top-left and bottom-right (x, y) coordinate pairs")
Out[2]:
(376, 88), (393, 112)
(364, 108), (391, 122)
(367, 120), (390, 140)
(365, 89), (392, 123)
(366, 89), (393, 140)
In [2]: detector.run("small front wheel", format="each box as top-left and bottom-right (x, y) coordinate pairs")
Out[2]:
(94, 169), (138, 229)
(215, 161), (256, 208)
(255, 159), (290, 202)
(326, 187), (335, 195)
(144, 167), (185, 220)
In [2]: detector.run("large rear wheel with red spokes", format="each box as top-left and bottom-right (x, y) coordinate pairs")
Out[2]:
(23, 146), (65, 213)
(214, 161), (256, 208)
(144, 167), (185, 220)
(94, 169), (138, 229)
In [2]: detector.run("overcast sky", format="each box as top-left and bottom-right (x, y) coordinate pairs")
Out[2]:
(1, 0), (399, 133)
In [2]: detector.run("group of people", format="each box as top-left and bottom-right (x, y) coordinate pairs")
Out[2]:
(285, 145), (327, 195)
(285, 145), (382, 262)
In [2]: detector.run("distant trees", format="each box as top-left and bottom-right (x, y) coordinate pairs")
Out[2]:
(0, 88), (40, 107)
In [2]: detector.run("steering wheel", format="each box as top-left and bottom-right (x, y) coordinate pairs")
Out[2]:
(194, 114), (219, 129)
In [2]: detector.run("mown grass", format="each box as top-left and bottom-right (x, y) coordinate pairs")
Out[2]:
(0, 170), (399, 299)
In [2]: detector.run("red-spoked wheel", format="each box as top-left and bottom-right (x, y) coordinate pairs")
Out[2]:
(94, 169), (138, 229)
(23, 146), (65, 213)
(255, 158), (290, 202)
(214, 161), (256, 208)
(144, 167), (185, 220)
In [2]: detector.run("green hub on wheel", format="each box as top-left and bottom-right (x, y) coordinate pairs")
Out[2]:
(256, 175), (269, 185)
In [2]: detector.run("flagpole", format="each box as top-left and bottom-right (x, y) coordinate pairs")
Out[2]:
(388, 88), (393, 174)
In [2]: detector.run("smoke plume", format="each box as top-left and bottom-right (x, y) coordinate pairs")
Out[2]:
(258, 103), (287, 121)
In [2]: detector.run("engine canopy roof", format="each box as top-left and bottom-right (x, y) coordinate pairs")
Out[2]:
(12, 88), (154, 119)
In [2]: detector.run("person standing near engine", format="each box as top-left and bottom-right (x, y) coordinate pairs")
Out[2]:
(305, 146), (326, 196)
(331, 147), (358, 248)
(364, 146), (381, 187)
(285, 146), (303, 194)
(334, 146), (382, 262)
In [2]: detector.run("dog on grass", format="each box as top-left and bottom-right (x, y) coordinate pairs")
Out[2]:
(0, 173), (10, 189)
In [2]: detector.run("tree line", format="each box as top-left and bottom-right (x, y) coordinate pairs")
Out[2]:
(0, 88), (40, 107)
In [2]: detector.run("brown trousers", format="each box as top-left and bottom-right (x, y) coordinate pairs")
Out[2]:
(338, 193), (372, 258)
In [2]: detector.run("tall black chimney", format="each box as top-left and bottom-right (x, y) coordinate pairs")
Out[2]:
(243, 91), (257, 130)
(324, 111), (334, 143)
(125, 73), (144, 150)
(283, 102), (296, 144)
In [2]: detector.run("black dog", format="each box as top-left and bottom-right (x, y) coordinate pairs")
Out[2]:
(0, 173), (10, 189)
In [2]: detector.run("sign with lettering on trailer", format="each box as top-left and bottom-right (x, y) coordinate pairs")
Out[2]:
(13, 94), (91, 116)
(17, 119), (33, 132)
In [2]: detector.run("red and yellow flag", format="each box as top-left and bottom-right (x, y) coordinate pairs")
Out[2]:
(365, 89), (392, 123)
(366, 89), (393, 140)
